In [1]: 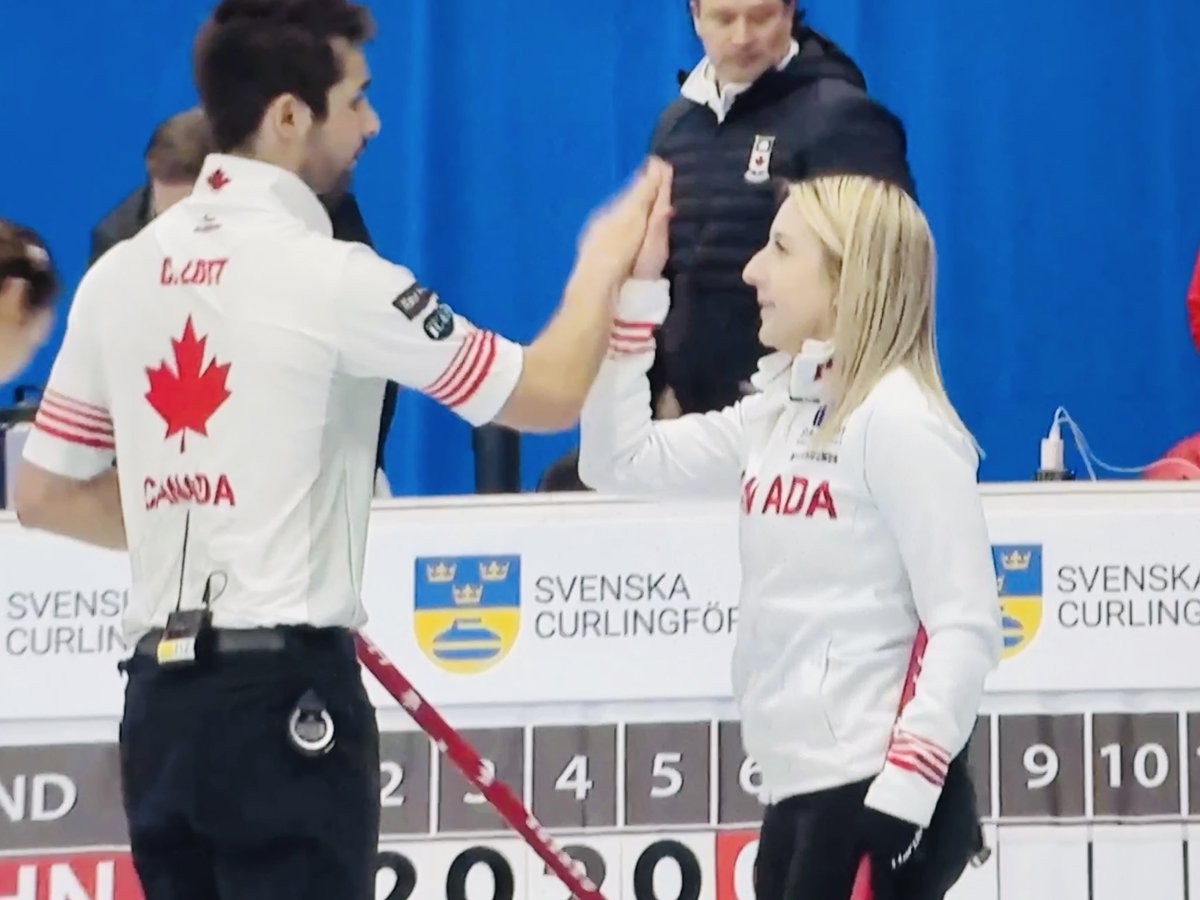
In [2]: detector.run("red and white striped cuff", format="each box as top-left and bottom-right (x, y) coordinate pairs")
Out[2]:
(608, 279), (669, 358)
(886, 730), (951, 789)
(864, 729), (952, 828)
(35, 390), (115, 451)
(609, 319), (656, 357)
(424, 330), (498, 410)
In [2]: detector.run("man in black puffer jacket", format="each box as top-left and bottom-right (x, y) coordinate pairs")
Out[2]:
(649, 0), (916, 416)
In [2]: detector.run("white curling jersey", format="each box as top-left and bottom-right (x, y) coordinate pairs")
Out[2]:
(579, 280), (1002, 828)
(24, 154), (523, 643)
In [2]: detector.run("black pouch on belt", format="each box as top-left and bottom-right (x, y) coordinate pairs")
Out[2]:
(157, 513), (218, 668)
(155, 607), (214, 667)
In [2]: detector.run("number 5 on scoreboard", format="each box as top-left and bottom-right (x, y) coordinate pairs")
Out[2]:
(625, 721), (710, 827)
(650, 752), (684, 798)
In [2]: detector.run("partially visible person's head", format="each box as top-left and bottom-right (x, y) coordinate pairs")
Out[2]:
(193, 0), (382, 197)
(743, 174), (971, 443)
(0, 221), (58, 383)
(536, 449), (590, 492)
(144, 107), (215, 217)
(690, 0), (796, 87)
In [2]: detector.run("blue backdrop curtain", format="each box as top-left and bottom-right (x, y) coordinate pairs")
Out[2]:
(2, 1), (1198, 494)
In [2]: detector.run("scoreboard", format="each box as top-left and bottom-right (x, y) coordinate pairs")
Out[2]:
(372, 711), (1200, 900)
(378, 710), (1200, 842)
(7, 710), (1200, 900)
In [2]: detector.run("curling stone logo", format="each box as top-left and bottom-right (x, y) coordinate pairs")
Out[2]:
(414, 556), (521, 674)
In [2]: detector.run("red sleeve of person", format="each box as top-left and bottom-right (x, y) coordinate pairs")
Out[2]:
(1190, 248), (1200, 355)
(1144, 249), (1200, 480)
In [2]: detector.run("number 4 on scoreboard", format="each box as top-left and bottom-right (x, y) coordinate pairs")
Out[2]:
(556, 754), (595, 801)
(531, 725), (618, 829)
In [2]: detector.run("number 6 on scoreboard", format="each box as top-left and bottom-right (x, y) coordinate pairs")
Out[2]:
(650, 751), (684, 798)
(739, 756), (764, 800)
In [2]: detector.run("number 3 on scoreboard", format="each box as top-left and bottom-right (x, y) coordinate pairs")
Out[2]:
(463, 759), (495, 805)
(650, 751), (684, 798)
(555, 754), (594, 801)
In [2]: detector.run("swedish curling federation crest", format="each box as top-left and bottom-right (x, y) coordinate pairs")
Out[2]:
(414, 556), (521, 674)
(991, 544), (1043, 659)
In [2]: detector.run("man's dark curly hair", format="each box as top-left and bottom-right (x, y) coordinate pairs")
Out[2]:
(193, 0), (376, 153)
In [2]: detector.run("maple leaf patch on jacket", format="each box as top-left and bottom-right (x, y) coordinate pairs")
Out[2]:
(145, 316), (232, 452)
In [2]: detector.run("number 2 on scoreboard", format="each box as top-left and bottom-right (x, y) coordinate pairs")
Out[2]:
(381, 760), (406, 808)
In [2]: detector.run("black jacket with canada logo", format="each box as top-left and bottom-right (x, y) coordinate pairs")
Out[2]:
(649, 27), (915, 416)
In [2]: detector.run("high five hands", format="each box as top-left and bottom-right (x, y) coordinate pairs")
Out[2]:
(576, 157), (674, 285)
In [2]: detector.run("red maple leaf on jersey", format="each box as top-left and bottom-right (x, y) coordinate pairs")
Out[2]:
(145, 317), (231, 452)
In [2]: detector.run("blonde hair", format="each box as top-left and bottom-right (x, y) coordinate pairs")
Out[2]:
(787, 175), (976, 449)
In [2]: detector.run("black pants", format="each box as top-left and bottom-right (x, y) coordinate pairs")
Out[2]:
(117, 627), (380, 900)
(755, 753), (983, 900)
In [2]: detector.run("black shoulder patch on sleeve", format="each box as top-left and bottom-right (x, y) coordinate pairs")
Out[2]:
(393, 282), (436, 320)
(422, 303), (455, 340)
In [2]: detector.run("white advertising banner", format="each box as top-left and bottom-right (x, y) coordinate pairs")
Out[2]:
(359, 496), (742, 708)
(1, 484), (1199, 723)
(985, 502), (1200, 692)
(0, 530), (131, 722)
(359, 485), (1200, 706)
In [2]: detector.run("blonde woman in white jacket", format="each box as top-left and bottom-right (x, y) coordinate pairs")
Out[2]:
(578, 173), (1002, 900)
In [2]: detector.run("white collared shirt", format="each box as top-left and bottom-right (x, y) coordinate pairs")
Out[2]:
(680, 40), (801, 123)
(24, 154), (523, 642)
(579, 281), (1002, 826)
